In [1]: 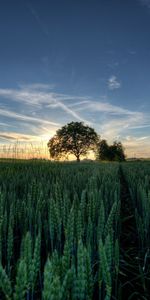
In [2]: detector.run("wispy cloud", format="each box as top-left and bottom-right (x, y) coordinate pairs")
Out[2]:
(73, 97), (143, 121)
(0, 83), (149, 157)
(0, 87), (53, 107)
(98, 113), (143, 141)
(129, 124), (150, 129)
(69, 96), (148, 150)
(67, 100), (90, 108)
(75, 101), (137, 116)
(19, 83), (55, 91)
(0, 108), (59, 126)
(0, 84), (146, 130)
(108, 75), (121, 90)
(0, 86), (89, 123)
(0, 132), (39, 142)
(0, 84), (90, 145)
(0, 122), (12, 127)
(46, 101), (89, 123)
(123, 135), (150, 158)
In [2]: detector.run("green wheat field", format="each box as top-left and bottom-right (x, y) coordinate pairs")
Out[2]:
(0, 160), (149, 299)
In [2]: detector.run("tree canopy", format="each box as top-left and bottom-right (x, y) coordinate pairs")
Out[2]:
(97, 140), (126, 161)
(47, 122), (99, 162)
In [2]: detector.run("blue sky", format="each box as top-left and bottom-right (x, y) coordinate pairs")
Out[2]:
(0, 0), (150, 157)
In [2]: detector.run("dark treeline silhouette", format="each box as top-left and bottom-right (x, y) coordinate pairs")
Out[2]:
(47, 122), (125, 162)
(96, 139), (126, 162)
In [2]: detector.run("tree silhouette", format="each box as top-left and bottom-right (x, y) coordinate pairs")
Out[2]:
(109, 141), (126, 161)
(97, 140), (126, 161)
(47, 122), (99, 162)
(96, 139), (110, 160)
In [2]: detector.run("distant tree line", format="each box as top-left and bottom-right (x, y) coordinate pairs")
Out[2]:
(47, 122), (126, 162)
(96, 139), (126, 162)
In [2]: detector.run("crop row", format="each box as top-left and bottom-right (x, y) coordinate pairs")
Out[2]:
(0, 161), (121, 300)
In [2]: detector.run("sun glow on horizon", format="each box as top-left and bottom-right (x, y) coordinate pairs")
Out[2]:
(0, 137), (150, 160)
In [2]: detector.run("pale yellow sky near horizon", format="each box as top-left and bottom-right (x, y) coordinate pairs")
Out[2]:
(0, 137), (149, 159)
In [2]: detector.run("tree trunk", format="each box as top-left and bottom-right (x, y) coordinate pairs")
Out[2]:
(76, 155), (80, 162)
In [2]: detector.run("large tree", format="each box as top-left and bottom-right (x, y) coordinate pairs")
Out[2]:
(47, 122), (99, 162)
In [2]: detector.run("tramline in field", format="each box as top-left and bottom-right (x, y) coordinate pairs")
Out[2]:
(122, 163), (150, 273)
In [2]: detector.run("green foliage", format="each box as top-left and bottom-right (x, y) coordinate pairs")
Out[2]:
(62, 240), (71, 277)
(7, 216), (13, 276)
(43, 258), (53, 300)
(60, 268), (74, 299)
(114, 239), (119, 275)
(13, 259), (27, 300)
(75, 240), (87, 300)
(0, 263), (12, 300)
(1, 160), (149, 299)
(21, 232), (32, 289)
(30, 233), (41, 289)
(99, 239), (112, 299)
(0, 161), (121, 298)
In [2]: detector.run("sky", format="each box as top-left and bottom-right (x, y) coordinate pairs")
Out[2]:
(0, 0), (150, 158)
